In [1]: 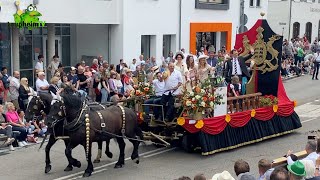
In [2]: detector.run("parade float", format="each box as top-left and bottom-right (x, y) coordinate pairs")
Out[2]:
(130, 17), (301, 155)
(177, 17), (301, 155)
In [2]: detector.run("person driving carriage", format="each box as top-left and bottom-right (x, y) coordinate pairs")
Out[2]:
(144, 71), (165, 120)
(160, 62), (183, 122)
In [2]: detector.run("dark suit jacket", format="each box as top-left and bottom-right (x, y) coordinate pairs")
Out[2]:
(116, 64), (121, 74)
(224, 54), (252, 83)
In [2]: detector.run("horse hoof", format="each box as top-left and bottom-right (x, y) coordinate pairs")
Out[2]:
(83, 172), (92, 177)
(93, 159), (100, 163)
(106, 152), (113, 159)
(135, 158), (140, 164)
(64, 166), (73, 172)
(45, 165), (52, 174)
(73, 161), (81, 168)
(114, 164), (123, 169)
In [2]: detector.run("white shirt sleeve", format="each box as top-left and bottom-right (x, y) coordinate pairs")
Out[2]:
(286, 156), (294, 165)
(177, 72), (183, 83)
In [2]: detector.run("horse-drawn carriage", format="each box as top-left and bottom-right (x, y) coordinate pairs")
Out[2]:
(24, 18), (302, 177)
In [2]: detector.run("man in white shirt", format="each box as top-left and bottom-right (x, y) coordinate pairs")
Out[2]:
(144, 71), (165, 120)
(130, 59), (137, 71)
(312, 49), (320, 80)
(9, 71), (20, 109)
(160, 62), (182, 121)
(36, 72), (49, 93)
(35, 55), (44, 74)
(137, 55), (144, 67)
(286, 141), (319, 165)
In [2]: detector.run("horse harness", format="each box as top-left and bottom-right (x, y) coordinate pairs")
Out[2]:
(54, 99), (127, 138)
(94, 105), (126, 137)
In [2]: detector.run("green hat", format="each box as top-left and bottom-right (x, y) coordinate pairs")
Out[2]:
(287, 160), (306, 176)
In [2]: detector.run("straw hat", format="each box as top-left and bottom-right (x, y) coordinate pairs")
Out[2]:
(197, 54), (209, 62)
(174, 51), (185, 59)
(211, 171), (235, 180)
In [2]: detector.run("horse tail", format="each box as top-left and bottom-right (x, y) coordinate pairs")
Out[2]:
(135, 126), (143, 141)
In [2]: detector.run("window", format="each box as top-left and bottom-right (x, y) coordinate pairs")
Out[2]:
(292, 22), (300, 39)
(256, 0), (261, 7)
(250, 0), (254, 6)
(195, 0), (229, 10)
(0, 24), (11, 75)
(306, 22), (312, 42)
(141, 35), (151, 59)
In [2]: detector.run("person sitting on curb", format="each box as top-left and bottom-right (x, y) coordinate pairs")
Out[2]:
(0, 105), (15, 151)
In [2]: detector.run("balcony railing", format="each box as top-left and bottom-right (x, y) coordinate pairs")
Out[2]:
(227, 93), (262, 113)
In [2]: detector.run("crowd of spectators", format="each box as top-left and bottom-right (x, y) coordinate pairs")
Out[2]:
(174, 140), (320, 180)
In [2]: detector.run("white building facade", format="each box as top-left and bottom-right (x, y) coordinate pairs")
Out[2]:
(268, 0), (320, 42)
(0, 0), (267, 86)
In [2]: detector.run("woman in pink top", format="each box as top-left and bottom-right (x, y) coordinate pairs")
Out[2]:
(5, 102), (28, 147)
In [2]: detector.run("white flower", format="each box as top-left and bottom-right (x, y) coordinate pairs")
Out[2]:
(192, 98), (195, 101)
(201, 101), (206, 107)
(144, 83), (150, 87)
(201, 89), (205, 94)
(209, 101), (214, 107)
(186, 101), (192, 106)
(195, 95), (201, 100)
(189, 92), (194, 96)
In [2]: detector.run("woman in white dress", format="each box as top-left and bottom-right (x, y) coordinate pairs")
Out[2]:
(197, 55), (215, 83)
(185, 55), (198, 91)
(174, 52), (188, 91)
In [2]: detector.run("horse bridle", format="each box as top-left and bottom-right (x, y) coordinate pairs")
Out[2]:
(28, 96), (46, 116)
(50, 99), (86, 129)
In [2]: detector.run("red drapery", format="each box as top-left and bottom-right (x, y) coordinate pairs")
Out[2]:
(182, 102), (295, 135)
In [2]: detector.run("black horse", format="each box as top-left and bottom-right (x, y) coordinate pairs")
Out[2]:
(25, 93), (112, 174)
(47, 92), (143, 177)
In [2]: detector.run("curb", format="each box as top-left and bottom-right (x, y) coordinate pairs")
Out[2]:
(282, 75), (302, 82)
(0, 138), (47, 155)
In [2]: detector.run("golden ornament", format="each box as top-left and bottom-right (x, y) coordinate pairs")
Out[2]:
(225, 114), (231, 123)
(177, 117), (186, 126)
(195, 120), (204, 129)
(273, 105), (278, 113)
(251, 109), (256, 118)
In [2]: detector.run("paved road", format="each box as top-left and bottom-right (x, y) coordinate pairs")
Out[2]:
(1, 75), (320, 180)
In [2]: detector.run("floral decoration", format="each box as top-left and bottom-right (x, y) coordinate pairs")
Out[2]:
(131, 82), (154, 97)
(182, 77), (224, 115)
(259, 95), (278, 107)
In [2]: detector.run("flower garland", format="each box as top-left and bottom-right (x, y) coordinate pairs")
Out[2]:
(259, 95), (278, 107)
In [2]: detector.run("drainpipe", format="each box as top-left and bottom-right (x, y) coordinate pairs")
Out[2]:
(178, 0), (182, 50)
(239, 0), (245, 33)
(288, 0), (293, 40)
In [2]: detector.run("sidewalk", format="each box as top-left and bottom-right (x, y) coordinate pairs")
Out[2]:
(0, 137), (46, 155)
(282, 73), (308, 81)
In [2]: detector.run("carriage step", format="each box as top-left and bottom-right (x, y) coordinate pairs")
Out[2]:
(55, 136), (70, 140)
